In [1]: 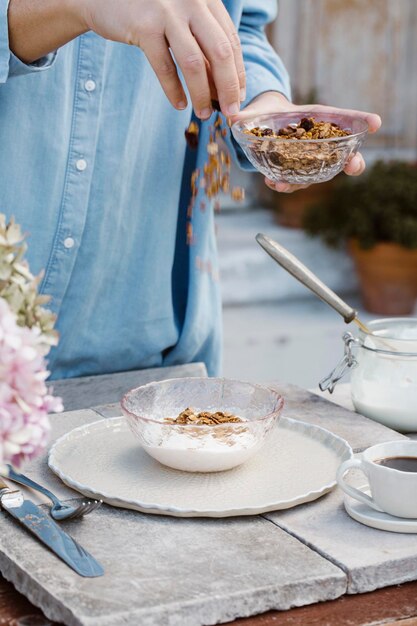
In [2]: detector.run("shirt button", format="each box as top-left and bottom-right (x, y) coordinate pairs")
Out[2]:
(76, 159), (87, 171)
(85, 79), (96, 92)
(64, 237), (75, 249)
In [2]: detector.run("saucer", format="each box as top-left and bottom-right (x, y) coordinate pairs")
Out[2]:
(344, 485), (417, 533)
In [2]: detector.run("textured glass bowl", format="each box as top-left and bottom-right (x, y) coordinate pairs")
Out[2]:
(121, 377), (284, 473)
(231, 111), (368, 185)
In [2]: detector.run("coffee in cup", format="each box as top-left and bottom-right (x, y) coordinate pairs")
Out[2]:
(337, 441), (417, 519)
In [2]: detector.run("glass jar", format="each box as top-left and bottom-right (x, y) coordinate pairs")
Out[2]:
(321, 318), (417, 432)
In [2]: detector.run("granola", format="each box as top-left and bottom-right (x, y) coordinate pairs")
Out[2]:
(245, 117), (351, 140)
(164, 407), (243, 425)
(244, 117), (352, 176)
(184, 114), (245, 253)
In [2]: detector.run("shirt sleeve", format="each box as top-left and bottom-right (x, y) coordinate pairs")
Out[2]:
(239, 0), (291, 106)
(0, 0), (57, 84)
(229, 0), (291, 170)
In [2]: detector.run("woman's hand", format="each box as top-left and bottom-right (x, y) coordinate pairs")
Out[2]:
(230, 92), (382, 193)
(81, 0), (245, 119)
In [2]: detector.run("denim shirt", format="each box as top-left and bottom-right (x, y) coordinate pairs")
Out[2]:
(0, 0), (290, 379)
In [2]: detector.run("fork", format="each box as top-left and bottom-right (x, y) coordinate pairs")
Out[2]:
(6, 465), (102, 521)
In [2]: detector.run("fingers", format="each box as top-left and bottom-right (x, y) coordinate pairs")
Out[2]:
(265, 178), (312, 193)
(141, 32), (188, 110)
(204, 57), (219, 102)
(229, 91), (293, 125)
(190, 7), (241, 116)
(166, 24), (213, 119)
(207, 0), (246, 102)
(344, 152), (366, 176)
(136, 1), (245, 119)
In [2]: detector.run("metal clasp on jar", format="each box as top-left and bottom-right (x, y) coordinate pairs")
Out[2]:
(319, 332), (359, 393)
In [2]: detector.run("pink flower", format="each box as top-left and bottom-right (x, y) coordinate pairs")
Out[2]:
(0, 298), (63, 472)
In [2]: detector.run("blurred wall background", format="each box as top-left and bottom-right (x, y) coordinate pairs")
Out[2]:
(271, 0), (417, 162)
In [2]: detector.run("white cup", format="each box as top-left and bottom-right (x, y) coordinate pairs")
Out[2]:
(337, 440), (417, 519)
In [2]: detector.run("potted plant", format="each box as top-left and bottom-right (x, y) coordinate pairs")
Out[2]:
(303, 161), (417, 315)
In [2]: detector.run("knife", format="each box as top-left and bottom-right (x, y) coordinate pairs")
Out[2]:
(0, 476), (104, 577)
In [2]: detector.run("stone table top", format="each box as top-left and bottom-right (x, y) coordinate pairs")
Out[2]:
(0, 365), (415, 626)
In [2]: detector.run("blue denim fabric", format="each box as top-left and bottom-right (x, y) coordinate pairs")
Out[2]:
(0, 0), (290, 379)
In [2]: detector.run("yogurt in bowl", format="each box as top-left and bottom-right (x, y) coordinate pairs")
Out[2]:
(121, 378), (284, 472)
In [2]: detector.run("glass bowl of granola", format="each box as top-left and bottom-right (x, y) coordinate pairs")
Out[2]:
(121, 377), (284, 473)
(231, 111), (368, 185)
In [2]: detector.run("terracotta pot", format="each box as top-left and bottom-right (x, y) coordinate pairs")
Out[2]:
(349, 240), (417, 315)
(274, 180), (336, 229)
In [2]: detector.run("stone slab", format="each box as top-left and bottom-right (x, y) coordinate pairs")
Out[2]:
(92, 402), (129, 418)
(265, 465), (417, 595)
(49, 362), (208, 412)
(231, 582), (417, 626)
(0, 508), (346, 626)
(0, 375), (408, 625)
(268, 382), (406, 452)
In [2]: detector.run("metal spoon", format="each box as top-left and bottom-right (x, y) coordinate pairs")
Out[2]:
(254, 231), (402, 350)
(256, 233), (402, 353)
(6, 465), (102, 521)
(256, 233), (362, 325)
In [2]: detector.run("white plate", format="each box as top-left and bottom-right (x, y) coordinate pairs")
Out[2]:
(344, 485), (417, 534)
(48, 416), (352, 518)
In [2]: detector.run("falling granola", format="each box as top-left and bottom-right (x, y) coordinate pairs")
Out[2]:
(184, 121), (199, 149)
(184, 114), (245, 253)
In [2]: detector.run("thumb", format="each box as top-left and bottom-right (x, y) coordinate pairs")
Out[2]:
(229, 92), (293, 126)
